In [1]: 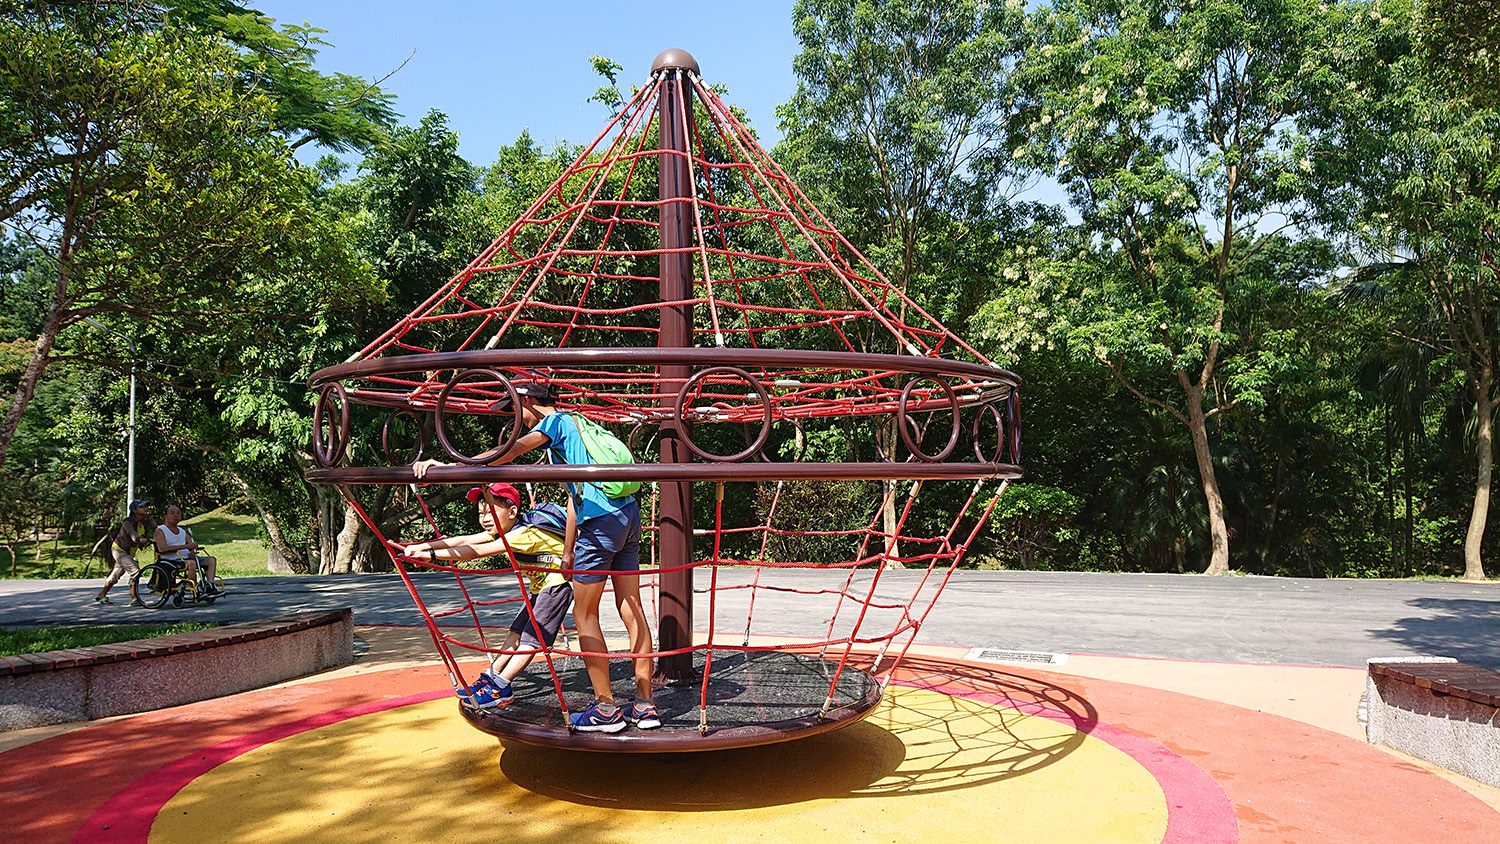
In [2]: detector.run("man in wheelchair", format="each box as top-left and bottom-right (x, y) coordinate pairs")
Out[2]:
(155, 505), (221, 596)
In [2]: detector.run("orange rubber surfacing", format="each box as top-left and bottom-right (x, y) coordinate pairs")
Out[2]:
(3, 652), (1497, 843)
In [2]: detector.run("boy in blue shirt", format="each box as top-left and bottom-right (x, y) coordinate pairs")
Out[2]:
(415, 379), (658, 733)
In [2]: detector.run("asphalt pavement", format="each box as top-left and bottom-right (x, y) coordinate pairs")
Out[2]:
(2, 569), (1496, 669)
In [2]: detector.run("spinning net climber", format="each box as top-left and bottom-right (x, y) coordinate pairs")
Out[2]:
(307, 49), (1023, 751)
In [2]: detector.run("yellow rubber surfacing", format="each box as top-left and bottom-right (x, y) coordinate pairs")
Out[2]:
(153, 687), (1168, 843)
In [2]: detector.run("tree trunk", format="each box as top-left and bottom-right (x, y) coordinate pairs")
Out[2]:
(327, 498), (364, 575)
(315, 486), (340, 572)
(0, 303), (65, 469)
(0, 136), (86, 470)
(1403, 430), (1414, 576)
(227, 471), (309, 573)
(1184, 387), (1232, 575)
(1462, 368), (1493, 581)
(882, 480), (901, 565)
(874, 416), (902, 564)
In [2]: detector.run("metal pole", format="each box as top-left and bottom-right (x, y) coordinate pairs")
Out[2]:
(126, 350), (136, 512)
(653, 49), (701, 684)
(83, 317), (138, 516)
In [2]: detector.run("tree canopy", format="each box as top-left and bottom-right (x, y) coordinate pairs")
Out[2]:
(2, 0), (1495, 581)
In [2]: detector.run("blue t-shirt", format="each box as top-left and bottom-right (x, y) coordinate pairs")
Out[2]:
(531, 412), (633, 522)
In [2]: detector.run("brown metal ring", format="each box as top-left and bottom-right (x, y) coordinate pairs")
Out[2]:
(1006, 389), (1023, 465)
(308, 460), (1021, 485)
(872, 414), (920, 464)
(381, 409), (428, 465)
(627, 422), (660, 457)
(674, 366), (773, 463)
(311, 347), (1019, 392)
(897, 377), (960, 463)
(971, 401), (1006, 464)
(312, 382), (349, 468)
(754, 417), (805, 463)
(434, 369), (521, 465)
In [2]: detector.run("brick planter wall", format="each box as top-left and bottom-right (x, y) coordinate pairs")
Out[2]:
(1365, 658), (1500, 788)
(0, 610), (354, 731)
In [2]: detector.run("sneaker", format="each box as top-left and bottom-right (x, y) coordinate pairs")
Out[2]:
(94, 596), (111, 605)
(625, 701), (662, 730)
(569, 701), (626, 733)
(457, 673), (512, 709)
(129, 599), (145, 607)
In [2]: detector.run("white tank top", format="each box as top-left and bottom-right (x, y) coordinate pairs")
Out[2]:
(160, 525), (192, 560)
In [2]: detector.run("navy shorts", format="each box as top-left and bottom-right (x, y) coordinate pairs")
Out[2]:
(509, 583), (574, 647)
(572, 498), (641, 585)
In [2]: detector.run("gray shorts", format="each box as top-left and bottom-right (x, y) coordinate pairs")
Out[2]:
(508, 583), (573, 647)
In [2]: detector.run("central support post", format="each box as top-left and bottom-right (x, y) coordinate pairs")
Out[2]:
(654, 51), (700, 684)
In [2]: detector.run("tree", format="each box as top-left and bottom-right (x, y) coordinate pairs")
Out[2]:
(778, 0), (1028, 306)
(1414, 0), (1500, 106)
(993, 0), (1336, 574)
(1312, 0), (1499, 579)
(0, 1), (393, 470)
(777, 0), (1031, 557)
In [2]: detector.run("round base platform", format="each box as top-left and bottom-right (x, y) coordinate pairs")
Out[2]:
(461, 649), (883, 752)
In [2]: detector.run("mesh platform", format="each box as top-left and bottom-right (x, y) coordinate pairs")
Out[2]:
(461, 649), (883, 752)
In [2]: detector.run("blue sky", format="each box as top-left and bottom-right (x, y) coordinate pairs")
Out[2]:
(252, 1), (802, 165)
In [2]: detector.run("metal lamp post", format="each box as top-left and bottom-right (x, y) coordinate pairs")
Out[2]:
(81, 317), (136, 515)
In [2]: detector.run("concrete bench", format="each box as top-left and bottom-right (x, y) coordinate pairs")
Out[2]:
(1364, 657), (1500, 787)
(0, 609), (354, 731)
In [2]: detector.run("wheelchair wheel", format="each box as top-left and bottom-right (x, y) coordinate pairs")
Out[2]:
(131, 564), (172, 609)
(178, 578), (197, 606)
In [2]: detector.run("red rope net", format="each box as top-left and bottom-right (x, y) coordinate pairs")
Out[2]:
(310, 61), (1022, 745)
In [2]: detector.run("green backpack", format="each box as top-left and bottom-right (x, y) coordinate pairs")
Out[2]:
(566, 413), (641, 499)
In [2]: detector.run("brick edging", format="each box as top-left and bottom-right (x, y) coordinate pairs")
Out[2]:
(1369, 661), (1500, 708)
(0, 610), (353, 677)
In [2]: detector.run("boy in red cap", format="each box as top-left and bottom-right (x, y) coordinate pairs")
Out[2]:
(402, 481), (572, 709)
(414, 374), (658, 733)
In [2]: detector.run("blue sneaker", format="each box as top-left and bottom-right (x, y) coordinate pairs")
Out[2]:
(458, 673), (512, 709)
(569, 701), (626, 733)
(625, 701), (662, 730)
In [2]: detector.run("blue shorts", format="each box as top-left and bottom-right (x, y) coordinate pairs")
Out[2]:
(572, 498), (641, 585)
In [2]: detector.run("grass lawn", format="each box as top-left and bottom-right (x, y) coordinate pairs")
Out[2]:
(2, 505), (293, 580)
(0, 622), (219, 656)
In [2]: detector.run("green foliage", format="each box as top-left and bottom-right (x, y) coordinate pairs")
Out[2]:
(2, 0), (1496, 583)
(1415, 0), (1500, 106)
(0, 622), (218, 656)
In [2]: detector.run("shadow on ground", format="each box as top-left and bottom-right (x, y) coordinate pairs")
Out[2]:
(499, 657), (1094, 810)
(1372, 597), (1500, 669)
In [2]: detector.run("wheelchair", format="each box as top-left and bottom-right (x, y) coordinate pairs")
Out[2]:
(130, 551), (226, 609)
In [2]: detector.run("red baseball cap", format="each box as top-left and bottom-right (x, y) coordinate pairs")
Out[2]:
(466, 482), (520, 506)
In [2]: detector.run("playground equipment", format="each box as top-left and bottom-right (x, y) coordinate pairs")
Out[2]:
(307, 49), (1022, 751)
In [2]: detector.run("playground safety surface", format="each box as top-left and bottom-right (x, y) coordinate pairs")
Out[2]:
(2, 622), (1498, 843)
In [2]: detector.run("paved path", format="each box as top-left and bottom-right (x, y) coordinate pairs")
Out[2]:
(4, 570), (1497, 668)
(4, 571), (1500, 841)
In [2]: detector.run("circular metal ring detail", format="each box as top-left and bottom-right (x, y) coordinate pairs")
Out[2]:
(755, 417), (806, 463)
(674, 366), (773, 463)
(971, 401), (1006, 464)
(897, 377), (960, 463)
(381, 409), (428, 466)
(627, 422), (660, 459)
(311, 382), (349, 468)
(873, 414), (921, 464)
(1006, 390), (1023, 465)
(434, 369), (521, 465)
